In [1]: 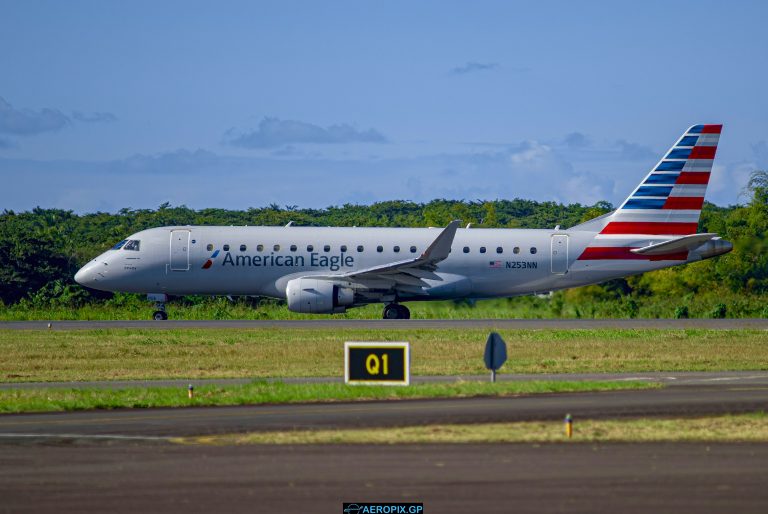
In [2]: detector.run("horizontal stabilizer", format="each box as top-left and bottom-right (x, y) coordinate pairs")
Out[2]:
(630, 233), (717, 256)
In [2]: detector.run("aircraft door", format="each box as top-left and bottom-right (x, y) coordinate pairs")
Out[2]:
(550, 235), (568, 274)
(170, 230), (191, 271)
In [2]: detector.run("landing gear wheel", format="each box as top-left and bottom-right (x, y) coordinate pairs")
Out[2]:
(152, 310), (168, 321)
(383, 304), (410, 320)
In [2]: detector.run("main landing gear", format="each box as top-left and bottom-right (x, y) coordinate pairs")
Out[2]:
(383, 303), (410, 320)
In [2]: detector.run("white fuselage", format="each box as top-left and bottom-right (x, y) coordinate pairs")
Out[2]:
(75, 225), (695, 302)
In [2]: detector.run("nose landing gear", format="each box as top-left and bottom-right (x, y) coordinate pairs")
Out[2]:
(148, 293), (169, 321)
(382, 303), (410, 320)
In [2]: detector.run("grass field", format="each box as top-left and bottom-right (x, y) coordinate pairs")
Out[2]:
(182, 412), (768, 445)
(0, 380), (656, 414)
(3, 289), (768, 320)
(1, 328), (766, 383)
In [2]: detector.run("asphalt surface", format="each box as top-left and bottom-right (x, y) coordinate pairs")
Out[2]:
(0, 443), (766, 514)
(1, 370), (767, 390)
(3, 318), (768, 330)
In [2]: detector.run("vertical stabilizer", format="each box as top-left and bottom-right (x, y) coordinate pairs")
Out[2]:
(577, 124), (721, 261)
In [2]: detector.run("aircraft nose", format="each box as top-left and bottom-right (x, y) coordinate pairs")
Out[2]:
(74, 261), (106, 286)
(74, 265), (92, 286)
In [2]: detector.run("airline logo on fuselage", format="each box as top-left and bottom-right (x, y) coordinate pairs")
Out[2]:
(202, 249), (220, 269)
(219, 251), (354, 272)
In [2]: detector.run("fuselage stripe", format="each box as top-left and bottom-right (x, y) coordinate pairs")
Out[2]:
(600, 221), (699, 235)
(577, 246), (689, 261)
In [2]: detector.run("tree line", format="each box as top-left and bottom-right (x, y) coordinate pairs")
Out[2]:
(1, 171), (766, 310)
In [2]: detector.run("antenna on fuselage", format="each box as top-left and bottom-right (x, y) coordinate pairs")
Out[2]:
(285, 221), (294, 227)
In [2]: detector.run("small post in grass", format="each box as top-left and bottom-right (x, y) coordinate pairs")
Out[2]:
(565, 413), (573, 439)
(188, 384), (194, 399)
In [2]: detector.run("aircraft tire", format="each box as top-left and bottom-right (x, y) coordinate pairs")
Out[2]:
(383, 304), (410, 319)
(152, 310), (168, 321)
(383, 304), (400, 319)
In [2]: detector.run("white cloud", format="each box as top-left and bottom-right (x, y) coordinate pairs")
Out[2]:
(450, 62), (498, 75)
(0, 97), (69, 135)
(227, 117), (388, 149)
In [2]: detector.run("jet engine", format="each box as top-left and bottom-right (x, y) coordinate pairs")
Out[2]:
(692, 238), (733, 260)
(286, 278), (355, 314)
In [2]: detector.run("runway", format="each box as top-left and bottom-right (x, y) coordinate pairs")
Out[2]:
(3, 318), (768, 330)
(1, 443), (766, 514)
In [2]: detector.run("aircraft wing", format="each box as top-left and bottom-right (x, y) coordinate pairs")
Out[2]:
(630, 233), (718, 256)
(310, 220), (460, 293)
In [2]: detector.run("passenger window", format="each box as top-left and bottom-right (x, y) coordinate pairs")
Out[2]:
(496, 247), (503, 254)
(357, 245), (364, 252)
(112, 240), (127, 250)
(290, 245), (297, 252)
(341, 245), (348, 252)
(206, 244), (213, 252)
(394, 246), (400, 253)
(307, 245), (314, 252)
(513, 247), (520, 254)
(410, 246), (417, 253)
(273, 244), (280, 251)
(240, 244), (247, 252)
(376, 245), (383, 253)
(479, 247), (486, 253)
(257, 244), (264, 252)
(530, 247), (537, 254)
(223, 244), (230, 251)
(463, 246), (470, 253)
(323, 245), (331, 252)
(124, 240), (140, 251)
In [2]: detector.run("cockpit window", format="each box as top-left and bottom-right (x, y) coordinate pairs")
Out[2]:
(111, 239), (128, 250)
(123, 240), (141, 251)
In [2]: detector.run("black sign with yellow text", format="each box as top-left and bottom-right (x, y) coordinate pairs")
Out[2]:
(344, 342), (410, 385)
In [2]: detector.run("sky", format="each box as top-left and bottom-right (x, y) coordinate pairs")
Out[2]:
(1, 0), (767, 213)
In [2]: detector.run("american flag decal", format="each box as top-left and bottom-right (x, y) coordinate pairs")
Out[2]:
(489, 261), (502, 268)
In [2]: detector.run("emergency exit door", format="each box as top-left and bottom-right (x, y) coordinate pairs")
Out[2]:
(550, 235), (568, 274)
(170, 230), (190, 271)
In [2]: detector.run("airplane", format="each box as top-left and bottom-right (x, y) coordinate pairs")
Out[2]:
(75, 124), (732, 320)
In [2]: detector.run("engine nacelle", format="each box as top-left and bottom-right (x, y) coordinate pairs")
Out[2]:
(286, 278), (355, 314)
(692, 238), (733, 260)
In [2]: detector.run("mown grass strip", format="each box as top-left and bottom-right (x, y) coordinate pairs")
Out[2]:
(0, 380), (657, 414)
(1, 328), (767, 382)
(181, 412), (768, 445)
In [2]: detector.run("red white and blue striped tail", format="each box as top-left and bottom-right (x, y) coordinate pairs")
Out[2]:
(577, 124), (721, 261)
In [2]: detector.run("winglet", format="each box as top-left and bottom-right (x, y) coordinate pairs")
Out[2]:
(421, 220), (460, 262)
